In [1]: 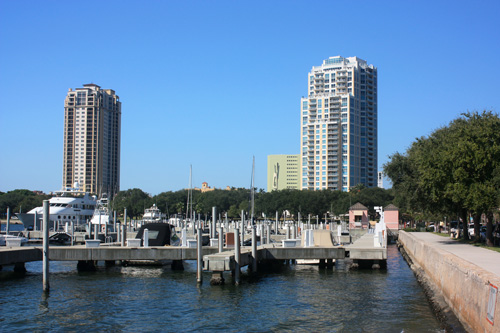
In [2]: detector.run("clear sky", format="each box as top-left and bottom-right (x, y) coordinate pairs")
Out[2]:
(1, 0), (499, 195)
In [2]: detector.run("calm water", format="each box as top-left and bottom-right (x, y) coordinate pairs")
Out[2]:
(0, 245), (442, 332)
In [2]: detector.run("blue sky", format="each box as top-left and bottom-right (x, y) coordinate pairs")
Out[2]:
(1, 0), (499, 195)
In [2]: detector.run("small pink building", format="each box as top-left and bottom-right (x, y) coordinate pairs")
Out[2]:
(384, 204), (399, 230)
(349, 202), (369, 229)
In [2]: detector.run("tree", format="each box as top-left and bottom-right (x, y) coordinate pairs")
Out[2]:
(0, 189), (50, 215)
(384, 111), (500, 243)
(111, 188), (152, 219)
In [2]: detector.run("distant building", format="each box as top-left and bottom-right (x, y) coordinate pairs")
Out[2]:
(384, 204), (399, 231)
(191, 182), (231, 192)
(267, 155), (300, 191)
(62, 84), (121, 197)
(349, 202), (369, 229)
(377, 171), (383, 188)
(300, 56), (378, 191)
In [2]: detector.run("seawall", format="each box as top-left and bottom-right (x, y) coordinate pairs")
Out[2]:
(399, 231), (500, 332)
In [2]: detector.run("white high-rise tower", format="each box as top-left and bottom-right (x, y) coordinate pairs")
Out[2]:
(300, 56), (377, 191)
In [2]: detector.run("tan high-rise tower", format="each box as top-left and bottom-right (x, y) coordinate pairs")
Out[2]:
(62, 84), (121, 197)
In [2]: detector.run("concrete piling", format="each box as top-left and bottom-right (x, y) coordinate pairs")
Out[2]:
(275, 211), (278, 235)
(121, 223), (126, 247)
(197, 227), (203, 285)
(241, 211), (245, 244)
(235, 227), (241, 285)
(6, 207), (10, 234)
(117, 223), (121, 244)
(212, 207), (217, 241)
(218, 224), (223, 253)
(42, 200), (49, 292)
(251, 220), (257, 273)
(210, 271), (224, 285)
(14, 262), (26, 273)
(144, 228), (149, 247)
(124, 208), (127, 231)
(71, 221), (74, 246)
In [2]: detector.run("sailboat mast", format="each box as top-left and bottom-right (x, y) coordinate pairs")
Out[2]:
(186, 165), (192, 223)
(190, 165), (193, 222)
(251, 156), (255, 225)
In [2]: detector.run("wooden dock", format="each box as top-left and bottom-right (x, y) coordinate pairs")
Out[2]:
(0, 230), (387, 284)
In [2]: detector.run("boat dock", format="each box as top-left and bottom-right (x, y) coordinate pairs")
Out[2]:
(0, 230), (386, 282)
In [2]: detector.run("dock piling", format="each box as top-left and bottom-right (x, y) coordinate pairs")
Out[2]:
(121, 223), (126, 247)
(218, 224), (223, 253)
(6, 207), (10, 234)
(212, 207), (217, 241)
(197, 227), (203, 284)
(117, 222), (121, 244)
(42, 200), (50, 292)
(144, 228), (149, 247)
(275, 211), (278, 235)
(266, 224), (271, 244)
(251, 220), (257, 273)
(241, 210), (244, 243)
(235, 227), (241, 285)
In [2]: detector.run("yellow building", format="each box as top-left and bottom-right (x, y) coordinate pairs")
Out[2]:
(267, 155), (299, 191)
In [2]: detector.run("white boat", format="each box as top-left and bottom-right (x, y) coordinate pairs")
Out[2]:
(0, 234), (28, 246)
(142, 204), (165, 223)
(90, 194), (112, 232)
(16, 185), (96, 231)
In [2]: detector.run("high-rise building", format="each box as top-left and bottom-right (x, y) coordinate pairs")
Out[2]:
(300, 56), (377, 191)
(267, 155), (300, 191)
(377, 171), (384, 188)
(62, 84), (121, 197)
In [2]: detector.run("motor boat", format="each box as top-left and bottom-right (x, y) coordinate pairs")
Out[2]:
(16, 185), (96, 231)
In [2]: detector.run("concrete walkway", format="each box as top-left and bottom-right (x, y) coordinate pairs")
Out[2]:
(408, 232), (500, 277)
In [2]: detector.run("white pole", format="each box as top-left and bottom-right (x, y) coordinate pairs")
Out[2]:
(42, 200), (50, 292)
(218, 223), (223, 252)
(6, 207), (11, 234)
(235, 227), (241, 285)
(144, 228), (149, 247)
(251, 218), (257, 273)
(197, 227), (203, 284)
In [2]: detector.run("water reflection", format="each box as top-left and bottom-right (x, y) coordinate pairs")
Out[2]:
(0, 246), (443, 332)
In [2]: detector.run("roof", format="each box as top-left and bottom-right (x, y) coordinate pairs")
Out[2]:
(349, 202), (368, 211)
(384, 204), (399, 211)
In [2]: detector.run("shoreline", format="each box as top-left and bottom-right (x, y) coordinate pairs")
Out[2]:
(397, 240), (466, 332)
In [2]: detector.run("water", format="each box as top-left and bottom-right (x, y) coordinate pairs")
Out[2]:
(0, 246), (442, 332)
(1, 224), (25, 232)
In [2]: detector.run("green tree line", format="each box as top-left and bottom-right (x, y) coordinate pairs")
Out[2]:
(384, 111), (500, 245)
(0, 190), (51, 216)
(109, 185), (394, 221)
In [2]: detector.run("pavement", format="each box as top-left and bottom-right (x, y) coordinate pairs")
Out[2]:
(347, 232), (375, 249)
(409, 232), (500, 278)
